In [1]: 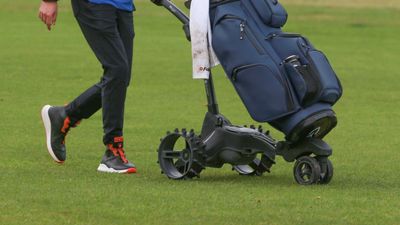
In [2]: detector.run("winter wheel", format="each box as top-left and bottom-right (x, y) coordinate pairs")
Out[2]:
(158, 129), (204, 179)
(233, 153), (275, 176)
(233, 158), (261, 176)
(293, 156), (321, 185)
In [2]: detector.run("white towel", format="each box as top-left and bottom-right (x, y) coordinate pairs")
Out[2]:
(190, 0), (220, 79)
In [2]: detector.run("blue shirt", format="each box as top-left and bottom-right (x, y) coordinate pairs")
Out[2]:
(88, 0), (135, 11)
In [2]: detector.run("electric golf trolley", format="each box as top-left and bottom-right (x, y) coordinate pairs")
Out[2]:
(152, 0), (342, 185)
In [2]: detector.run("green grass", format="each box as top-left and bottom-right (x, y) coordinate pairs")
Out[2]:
(1, 0), (399, 224)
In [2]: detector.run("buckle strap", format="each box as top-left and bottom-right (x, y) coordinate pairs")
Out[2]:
(114, 136), (124, 143)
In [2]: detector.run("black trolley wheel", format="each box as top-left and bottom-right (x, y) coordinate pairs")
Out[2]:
(317, 157), (334, 184)
(293, 156), (321, 185)
(158, 130), (203, 179)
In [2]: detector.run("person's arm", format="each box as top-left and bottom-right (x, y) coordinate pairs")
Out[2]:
(38, 0), (58, 31)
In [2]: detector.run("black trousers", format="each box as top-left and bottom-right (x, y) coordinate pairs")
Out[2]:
(66, 0), (134, 144)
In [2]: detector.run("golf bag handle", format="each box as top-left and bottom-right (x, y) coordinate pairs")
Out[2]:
(151, 0), (191, 41)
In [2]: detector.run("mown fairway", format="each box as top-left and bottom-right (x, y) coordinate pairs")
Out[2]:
(0, 0), (399, 224)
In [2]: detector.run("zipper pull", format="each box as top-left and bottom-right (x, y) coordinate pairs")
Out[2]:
(239, 22), (245, 40)
(265, 33), (277, 40)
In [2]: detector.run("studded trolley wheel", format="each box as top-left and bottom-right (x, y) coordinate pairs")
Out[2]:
(158, 129), (204, 179)
(233, 154), (275, 176)
(232, 125), (275, 176)
(293, 156), (321, 185)
(233, 158), (261, 176)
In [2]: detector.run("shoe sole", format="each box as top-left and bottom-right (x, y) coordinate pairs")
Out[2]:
(97, 164), (137, 174)
(41, 105), (64, 163)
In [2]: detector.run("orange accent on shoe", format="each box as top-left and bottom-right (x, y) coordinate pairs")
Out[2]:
(60, 117), (80, 145)
(61, 117), (71, 134)
(61, 117), (80, 133)
(114, 136), (124, 143)
(107, 144), (119, 156)
(118, 148), (128, 164)
(107, 143), (129, 164)
(126, 167), (137, 173)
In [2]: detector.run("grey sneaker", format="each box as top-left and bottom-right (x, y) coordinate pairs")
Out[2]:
(97, 137), (137, 174)
(41, 105), (73, 163)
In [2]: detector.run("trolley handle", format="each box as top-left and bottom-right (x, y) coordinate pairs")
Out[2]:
(151, 0), (191, 41)
(151, 0), (218, 113)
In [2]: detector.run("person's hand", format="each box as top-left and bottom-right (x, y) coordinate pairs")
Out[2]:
(38, 1), (58, 31)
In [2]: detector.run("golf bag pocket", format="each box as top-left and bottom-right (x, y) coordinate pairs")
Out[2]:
(269, 33), (342, 105)
(267, 33), (310, 61)
(248, 0), (288, 28)
(232, 63), (300, 122)
(212, 2), (268, 76)
(284, 62), (307, 104)
(306, 50), (342, 104)
(284, 59), (322, 106)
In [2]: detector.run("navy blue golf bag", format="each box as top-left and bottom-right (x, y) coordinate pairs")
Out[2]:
(210, 0), (342, 143)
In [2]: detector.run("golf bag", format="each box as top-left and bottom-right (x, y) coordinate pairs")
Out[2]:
(210, 0), (342, 142)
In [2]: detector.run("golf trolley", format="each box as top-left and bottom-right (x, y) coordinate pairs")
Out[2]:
(152, 0), (339, 185)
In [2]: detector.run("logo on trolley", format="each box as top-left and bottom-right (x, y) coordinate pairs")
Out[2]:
(307, 127), (321, 138)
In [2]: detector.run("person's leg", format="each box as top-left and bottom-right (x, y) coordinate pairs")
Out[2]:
(65, 84), (102, 125)
(116, 9), (135, 86)
(41, 0), (136, 172)
(71, 0), (135, 173)
(70, 0), (131, 144)
(65, 7), (136, 126)
(96, 9), (136, 173)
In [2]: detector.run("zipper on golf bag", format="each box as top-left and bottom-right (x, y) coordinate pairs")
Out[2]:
(222, 16), (266, 55)
(212, 11), (271, 77)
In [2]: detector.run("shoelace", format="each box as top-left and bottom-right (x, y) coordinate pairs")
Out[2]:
(108, 144), (129, 164)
